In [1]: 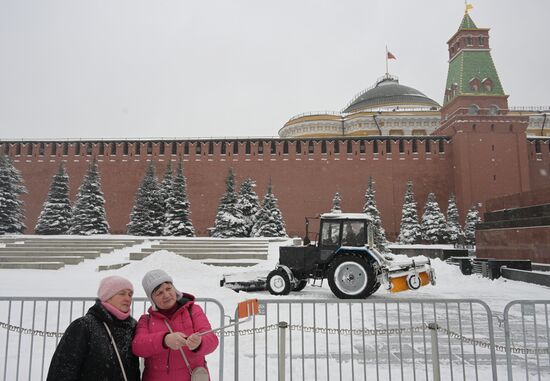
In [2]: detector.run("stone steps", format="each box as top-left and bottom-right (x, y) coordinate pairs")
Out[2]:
(0, 246), (116, 253)
(0, 262), (65, 270)
(130, 251), (267, 260)
(0, 251), (102, 259)
(0, 256), (85, 265)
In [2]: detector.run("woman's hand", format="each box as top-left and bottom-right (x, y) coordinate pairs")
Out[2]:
(164, 332), (187, 350)
(186, 333), (202, 351)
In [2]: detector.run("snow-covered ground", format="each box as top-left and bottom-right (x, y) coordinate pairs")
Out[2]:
(0, 239), (548, 380)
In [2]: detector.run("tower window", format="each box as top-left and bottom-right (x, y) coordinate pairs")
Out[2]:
(439, 140), (445, 153)
(535, 140), (541, 153)
(359, 141), (366, 154)
(270, 141), (276, 155)
(373, 141), (378, 154)
(468, 104), (480, 115)
(283, 141), (288, 154)
(467, 36), (473, 46)
(245, 141), (251, 155)
(147, 142), (153, 155)
(482, 78), (493, 92)
(489, 105), (499, 116)
(208, 141), (214, 155)
(308, 141), (314, 154)
(159, 142), (165, 155)
(258, 142), (263, 154)
(39, 142), (45, 156)
(184, 142), (189, 155)
(347, 140), (353, 154)
(321, 141), (327, 154)
(98, 143), (104, 156)
(15, 143), (21, 155)
(295, 141), (301, 154)
(27, 143), (33, 155)
(386, 140), (392, 154)
(233, 142), (239, 155)
(133, 142), (139, 155)
(334, 141), (339, 154)
(478, 36), (485, 46)
(425, 140), (431, 153)
(51, 143), (57, 155)
(399, 140), (404, 153)
(63, 143), (68, 155)
(171, 142), (177, 155)
(412, 139), (418, 153)
(75, 143), (81, 155)
(221, 142), (226, 155)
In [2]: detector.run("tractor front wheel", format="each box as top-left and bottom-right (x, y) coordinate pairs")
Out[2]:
(266, 268), (292, 295)
(293, 280), (308, 292)
(327, 255), (377, 299)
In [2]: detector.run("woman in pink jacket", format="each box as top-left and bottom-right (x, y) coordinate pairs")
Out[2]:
(132, 269), (219, 381)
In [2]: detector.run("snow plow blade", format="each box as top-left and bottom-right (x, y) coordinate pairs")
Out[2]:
(381, 257), (436, 293)
(220, 271), (268, 292)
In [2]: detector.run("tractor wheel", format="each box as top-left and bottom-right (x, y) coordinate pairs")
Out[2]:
(293, 280), (308, 292)
(327, 255), (377, 299)
(266, 269), (292, 295)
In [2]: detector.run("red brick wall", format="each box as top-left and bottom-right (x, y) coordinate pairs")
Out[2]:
(4, 138), (454, 239)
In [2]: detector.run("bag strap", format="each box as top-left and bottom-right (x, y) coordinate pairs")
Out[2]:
(103, 322), (129, 381)
(164, 319), (193, 376)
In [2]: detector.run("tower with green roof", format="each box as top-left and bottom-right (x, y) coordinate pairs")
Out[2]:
(434, 8), (530, 219)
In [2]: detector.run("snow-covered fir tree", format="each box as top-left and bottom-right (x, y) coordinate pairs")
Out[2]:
(420, 192), (447, 244)
(35, 163), (72, 235)
(164, 160), (195, 236)
(464, 205), (481, 245)
(236, 177), (260, 236)
(251, 180), (287, 237)
(127, 162), (165, 236)
(445, 194), (464, 244)
(159, 161), (173, 212)
(68, 159), (109, 235)
(363, 176), (388, 252)
(397, 180), (421, 244)
(212, 168), (247, 238)
(331, 192), (342, 213)
(0, 155), (27, 234)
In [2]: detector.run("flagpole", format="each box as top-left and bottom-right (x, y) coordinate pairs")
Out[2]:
(385, 45), (388, 75)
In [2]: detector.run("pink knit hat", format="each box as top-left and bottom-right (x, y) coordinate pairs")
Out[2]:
(97, 276), (134, 302)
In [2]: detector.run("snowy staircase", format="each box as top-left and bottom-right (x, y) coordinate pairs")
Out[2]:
(0, 237), (144, 270)
(129, 238), (271, 267)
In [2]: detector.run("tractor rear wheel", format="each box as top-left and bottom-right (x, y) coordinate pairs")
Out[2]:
(327, 255), (377, 299)
(266, 268), (292, 295)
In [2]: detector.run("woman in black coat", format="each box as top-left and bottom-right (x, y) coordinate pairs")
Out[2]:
(47, 276), (141, 381)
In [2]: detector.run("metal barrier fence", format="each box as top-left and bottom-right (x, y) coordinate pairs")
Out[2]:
(504, 300), (550, 381)
(2, 297), (549, 380)
(0, 297), (225, 381)
(233, 298), (498, 381)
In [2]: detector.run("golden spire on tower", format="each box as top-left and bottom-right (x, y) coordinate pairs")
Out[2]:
(464, 1), (473, 14)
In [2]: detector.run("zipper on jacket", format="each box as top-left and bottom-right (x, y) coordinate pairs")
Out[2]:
(166, 349), (171, 374)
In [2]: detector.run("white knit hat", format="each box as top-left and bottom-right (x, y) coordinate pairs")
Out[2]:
(142, 269), (182, 308)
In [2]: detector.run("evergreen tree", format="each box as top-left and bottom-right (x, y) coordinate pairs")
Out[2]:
(212, 168), (247, 237)
(35, 163), (72, 234)
(236, 177), (260, 236)
(464, 205), (481, 245)
(127, 162), (165, 236)
(331, 192), (342, 213)
(445, 194), (464, 244)
(420, 192), (447, 244)
(164, 160), (195, 236)
(160, 161), (173, 212)
(397, 180), (421, 244)
(68, 159), (109, 235)
(0, 155), (27, 234)
(363, 176), (388, 252)
(251, 180), (287, 237)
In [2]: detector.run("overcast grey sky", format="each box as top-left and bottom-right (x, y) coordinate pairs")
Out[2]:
(0, 0), (548, 140)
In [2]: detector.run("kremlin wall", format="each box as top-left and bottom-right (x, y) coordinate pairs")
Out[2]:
(1, 12), (550, 253)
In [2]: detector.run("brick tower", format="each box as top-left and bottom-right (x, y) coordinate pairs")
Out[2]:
(434, 9), (530, 217)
